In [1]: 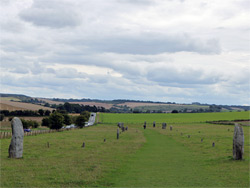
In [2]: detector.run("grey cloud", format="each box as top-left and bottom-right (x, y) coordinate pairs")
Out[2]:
(9, 67), (29, 74)
(146, 66), (223, 86)
(78, 33), (221, 55)
(117, 0), (153, 5)
(19, 0), (81, 28)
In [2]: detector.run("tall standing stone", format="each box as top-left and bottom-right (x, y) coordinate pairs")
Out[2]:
(8, 117), (24, 158)
(143, 121), (146, 129)
(162, 123), (166, 129)
(117, 128), (119, 140)
(233, 124), (244, 160)
(153, 121), (156, 128)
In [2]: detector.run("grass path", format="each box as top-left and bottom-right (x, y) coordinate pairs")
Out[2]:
(104, 129), (228, 187)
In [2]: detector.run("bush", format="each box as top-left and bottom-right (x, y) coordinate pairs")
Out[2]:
(0, 114), (4, 121)
(21, 119), (40, 129)
(171, 110), (179, 113)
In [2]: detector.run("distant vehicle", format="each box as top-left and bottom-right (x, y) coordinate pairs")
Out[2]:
(70, 124), (77, 128)
(24, 129), (31, 132)
(65, 124), (77, 129)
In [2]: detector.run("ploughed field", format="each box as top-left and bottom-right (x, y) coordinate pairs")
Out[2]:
(1, 111), (249, 187)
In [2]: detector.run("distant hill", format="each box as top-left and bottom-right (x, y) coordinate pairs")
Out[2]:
(0, 93), (249, 113)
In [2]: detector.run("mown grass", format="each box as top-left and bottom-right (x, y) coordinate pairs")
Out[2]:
(1, 111), (249, 187)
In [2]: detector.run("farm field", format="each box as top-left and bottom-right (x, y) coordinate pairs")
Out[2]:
(1, 111), (249, 187)
(0, 99), (53, 111)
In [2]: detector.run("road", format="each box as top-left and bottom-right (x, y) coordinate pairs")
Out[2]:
(86, 113), (96, 126)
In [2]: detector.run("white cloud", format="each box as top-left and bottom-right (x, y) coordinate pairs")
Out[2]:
(0, 0), (249, 105)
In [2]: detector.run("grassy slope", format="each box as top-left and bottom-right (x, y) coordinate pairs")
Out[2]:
(1, 111), (249, 187)
(1, 125), (145, 187)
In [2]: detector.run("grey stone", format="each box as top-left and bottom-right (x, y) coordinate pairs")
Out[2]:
(233, 124), (244, 160)
(82, 142), (85, 148)
(117, 128), (119, 139)
(117, 122), (121, 128)
(212, 142), (215, 147)
(143, 121), (146, 129)
(170, 126), (173, 131)
(162, 123), (166, 129)
(153, 121), (156, 128)
(8, 117), (24, 158)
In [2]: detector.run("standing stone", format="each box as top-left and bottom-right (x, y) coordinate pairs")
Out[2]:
(233, 124), (244, 160)
(117, 128), (119, 140)
(82, 142), (85, 148)
(162, 123), (166, 129)
(143, 121), (146, 129)
(125, 126), (128, 131)
(8, 117), (24, 158)
(170, 126), (173, 131)
(212, 142), (215, 147)
(117, 122), (121, 128)
(153, 121), (156, 128)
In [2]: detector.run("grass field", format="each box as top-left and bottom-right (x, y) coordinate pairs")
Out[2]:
(1, 111), (249, 187)
(99, 111), (250, 124)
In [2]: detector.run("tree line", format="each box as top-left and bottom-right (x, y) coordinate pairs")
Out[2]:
(55, 102), (107, 113)
(42, 111), (91, 129)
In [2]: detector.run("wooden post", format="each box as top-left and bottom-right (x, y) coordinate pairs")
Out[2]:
(47, 142), (50, 148)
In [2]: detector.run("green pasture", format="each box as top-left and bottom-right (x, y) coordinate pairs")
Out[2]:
(100, 111), (250, 124)
(1, 111), (249, 187)
(133, 104), (210, 112)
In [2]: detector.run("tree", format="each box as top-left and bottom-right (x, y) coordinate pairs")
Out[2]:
(42, 117), (50, 127)
(49, 112), (64, 129)
(45, 110), (51, 116)
(80, 111), (90, 120)
(63, 114), (72, 125)
(75, 115), (87, 128)
(38, 109), (44, 116)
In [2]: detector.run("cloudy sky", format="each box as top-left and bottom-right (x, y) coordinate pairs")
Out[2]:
(0, 0), (249, 105)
